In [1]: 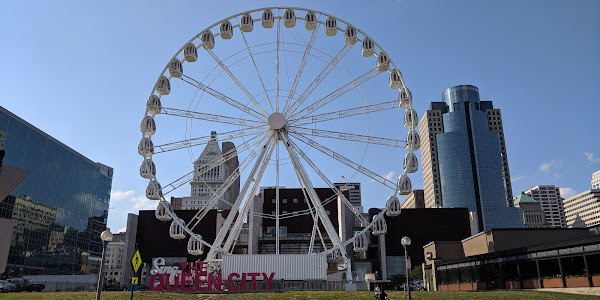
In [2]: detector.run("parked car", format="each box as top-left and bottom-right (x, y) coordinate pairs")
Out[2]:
(6, 278), (45, 292)
(0, 280), (16, 293)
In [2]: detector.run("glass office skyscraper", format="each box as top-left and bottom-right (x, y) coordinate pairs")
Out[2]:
(430, 85), (522, 232)
(0, 106), (112, 276)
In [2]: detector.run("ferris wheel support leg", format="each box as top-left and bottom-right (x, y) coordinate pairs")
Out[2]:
(280, 133), (353, 284)
(222, 138), (276, 253)
(205, 136), (272, 262)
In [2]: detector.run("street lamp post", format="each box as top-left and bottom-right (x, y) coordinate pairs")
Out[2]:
(401, 236), (412, 300)
(96, 229), (113, 300)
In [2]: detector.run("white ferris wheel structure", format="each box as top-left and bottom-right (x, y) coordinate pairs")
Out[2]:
(138, 7), (419, 283)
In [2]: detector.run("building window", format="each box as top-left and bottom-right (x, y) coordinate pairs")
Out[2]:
(293, 198), (298, 203)
(282, 198), (288, 204)
(271, 211), (276, 215)
(272, 199), (276, 203)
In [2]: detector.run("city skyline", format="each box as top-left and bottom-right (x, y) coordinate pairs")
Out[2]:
(1, 0), (599, 232)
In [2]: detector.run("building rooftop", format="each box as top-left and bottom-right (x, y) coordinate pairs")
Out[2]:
(513, 192), (537, 206)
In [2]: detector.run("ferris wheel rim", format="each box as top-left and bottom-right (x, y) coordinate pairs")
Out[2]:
(140, 6), (417, 263)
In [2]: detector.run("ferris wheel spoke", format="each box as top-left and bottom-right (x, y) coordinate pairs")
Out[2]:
(289, 98), (401, 126)
(179, 75), (266, 121)
(282, 23), (319, 114)
(289, 153), (328, 254)
(290, 68), (380, 120)
(279, 133), (350, 259)
(161, 132), (269, 195)
(205, 49), (270, 118)
(284, 43), (352, 116)
(222, 137), (277, 253)
(154, 126), (267, 154)
(287, 138), (369, 226)
(206, 134), (275, 260)
(237, 17), (275, 114)
(289, 126), (407, 148)
(290, 132), (397, 190)
(276, 12), (281, 111)
(161, 106), (264, 127)
(188, 137), (266, 230)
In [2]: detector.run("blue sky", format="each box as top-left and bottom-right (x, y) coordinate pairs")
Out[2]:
(1, 0), (599, 233)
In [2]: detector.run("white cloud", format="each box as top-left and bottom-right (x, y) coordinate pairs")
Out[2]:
(560, 187), (577, 199)
(511, 175), (526, 183)
(118, 227), (126, 233)
(539, 160), (558, 173)
(111, 190), (134, 201)
(384, 171), (395, 181)
(130, 195), (156, 210)
(539, 160), (562, 178)
(585, 152), (600, 164)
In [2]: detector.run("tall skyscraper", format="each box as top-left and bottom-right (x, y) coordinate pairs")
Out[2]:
(592, 170), (600, 189)
(420, 88), (514, 208)
(175, 131), (238, 210)
(334, 182), (361, 210)
(419, 85), (522, 232)
(524, 185), (566, 228)
(0, 106), (112, 276)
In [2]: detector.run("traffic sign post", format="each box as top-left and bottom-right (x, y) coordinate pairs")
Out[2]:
(130, 249), (141, 300)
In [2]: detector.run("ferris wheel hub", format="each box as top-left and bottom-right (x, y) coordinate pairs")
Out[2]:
(267, 112), (287, 130)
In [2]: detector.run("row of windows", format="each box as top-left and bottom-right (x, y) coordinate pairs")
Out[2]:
(271, 198), (307, 204)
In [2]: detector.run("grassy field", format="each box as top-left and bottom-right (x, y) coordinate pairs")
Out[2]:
(0, 290), (596, 300)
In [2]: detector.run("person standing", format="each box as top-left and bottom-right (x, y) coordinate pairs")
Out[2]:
(374, 285), (381, 299)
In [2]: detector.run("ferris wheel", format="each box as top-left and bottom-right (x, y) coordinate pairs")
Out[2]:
(138, 7), (419, 282)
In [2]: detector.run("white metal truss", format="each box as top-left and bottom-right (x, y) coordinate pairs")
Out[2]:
(289, 98), (402, 126)
(179, 75), (266, 121)
(290, 126), (407, 148)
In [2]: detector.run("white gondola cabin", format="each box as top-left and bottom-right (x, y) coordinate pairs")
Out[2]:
(386, 195), (402, 217)
(155, 201), (172, 222)
(241, 13), (254, 32)
(284, 9), (296, 28)
(372, 216), (387, 235)
(146, 95), (161, 116)
(397, 174), (412, 195)
(201, 31), (215, 50)
(404, 152), (419, 173)
(389, 69), (402, 89)
(146, 180), (162, 200)
(139, 159), (156, 179)
(344, 26), (357, 45)
(184, 43), (198, 62)
(406, 130), (420, 151)
(137, 137), (154, 157)
(362, 37), (374, 57)
(305, 11), (316, 30)
(399, 87), (412, 108)
(140, 116), (156, 136)
(220, 21), (233, 39)
(156, 76), (170, 95)
(262, 9), (274, 28)
(377, 52), (390, 71)
(168, 58), (183, 78)
(188, 234), (204, 256)
(353, 233), (368, 252)
(404, 108), (418, 129)
(169, 219), (186, 240)
(325, 17), (337, 36)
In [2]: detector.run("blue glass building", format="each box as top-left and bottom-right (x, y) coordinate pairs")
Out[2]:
(0, 106), (112, 277)
(435, 85), (522, 232)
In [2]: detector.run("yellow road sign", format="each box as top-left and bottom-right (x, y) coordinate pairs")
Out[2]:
(131, 250), (142, 273)
(131, 277), (138, 285)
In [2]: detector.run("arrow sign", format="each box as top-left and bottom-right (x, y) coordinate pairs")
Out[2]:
(131, 250), (142, 273)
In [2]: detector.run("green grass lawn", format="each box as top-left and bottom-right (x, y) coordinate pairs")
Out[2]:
(0, 290), (596, 299)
